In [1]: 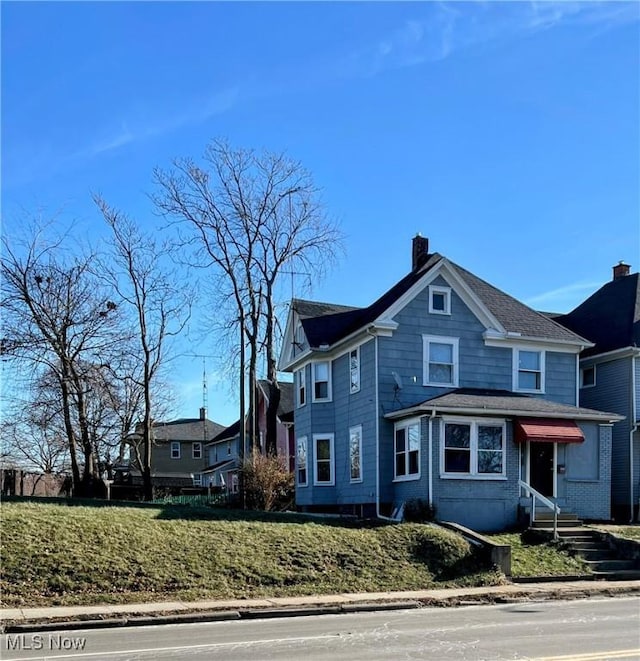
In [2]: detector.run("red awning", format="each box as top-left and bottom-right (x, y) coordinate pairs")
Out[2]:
(514, 418), (584, 444)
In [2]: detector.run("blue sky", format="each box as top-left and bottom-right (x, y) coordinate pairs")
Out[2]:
(2, 1), (639, 427)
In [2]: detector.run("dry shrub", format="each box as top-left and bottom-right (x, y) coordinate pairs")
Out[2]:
(240, 454), (294, 511)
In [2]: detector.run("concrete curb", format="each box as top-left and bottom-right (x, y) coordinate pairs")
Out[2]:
(2, 581), (639, 634)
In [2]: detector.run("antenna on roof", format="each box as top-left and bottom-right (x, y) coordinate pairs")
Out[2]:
(202, 356), (208, 416)
(282, 269), (312, 300)
(392, 371), (403, 391)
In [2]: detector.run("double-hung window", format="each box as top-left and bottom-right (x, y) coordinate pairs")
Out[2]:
(313, 434), (335, 485)
(312, 361), (331, 402)
(296, 436), (308, 486)
(170, 441), (181, 459)
(514, 349), (544, 392)
(296, 367), (306, 407)
(441, 418), (506, 478)
(192, 442), (202, 459)
(394, 418), (420, 480)
(423, 335), (459, 386)
(349, 425), (363, 482)
(349, 348), (360, 394)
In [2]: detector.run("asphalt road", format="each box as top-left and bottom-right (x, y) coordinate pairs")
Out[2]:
(2, 597), (639, 661)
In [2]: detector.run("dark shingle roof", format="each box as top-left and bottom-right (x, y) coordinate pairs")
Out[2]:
(300, 253), (442, 347)
(386, 388), (622, 421)
(293, 299), (360, 319)
(297, 253), (587, 348)
(152, 418), (225, 442)
(453, 263), (586, 343)
(257, 380), (294, 417)
(555, 272), (640, 357)
(210, 419), (241, 444)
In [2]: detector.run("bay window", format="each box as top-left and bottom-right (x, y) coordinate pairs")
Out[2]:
(394, 418), (420, 480)
(441, 418), (506, 478)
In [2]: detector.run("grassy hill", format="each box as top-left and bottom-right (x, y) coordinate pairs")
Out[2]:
(1, 501), (503, 607)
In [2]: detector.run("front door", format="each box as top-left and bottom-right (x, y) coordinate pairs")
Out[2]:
(529, 442), (554, 497)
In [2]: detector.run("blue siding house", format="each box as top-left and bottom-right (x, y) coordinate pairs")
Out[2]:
(555, 262), (639, 522)
(278, 235), (623, 531)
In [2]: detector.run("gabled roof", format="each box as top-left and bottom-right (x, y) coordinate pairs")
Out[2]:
(555, 272), (640, 357)
(453, 263), (584, 343)
(384, 388), (623, 422)
(257, 380), (294, 418)
(208, 419), (241, 445)
(151, 417), (225, 443)
(297, 253), (586, 349)
(201, 459), (236, 474)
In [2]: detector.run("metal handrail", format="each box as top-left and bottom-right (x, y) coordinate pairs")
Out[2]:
(519, 479), (560, 539)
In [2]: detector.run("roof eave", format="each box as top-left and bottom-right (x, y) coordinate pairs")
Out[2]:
(483, 332), (593, 353)
(384, 404), (624, 423)
(580, 346), (640, 363)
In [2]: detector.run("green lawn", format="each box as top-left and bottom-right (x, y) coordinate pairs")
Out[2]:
(589, 524), (640, 540)
(489, 533), (591, 578)
(0, 501), (504, 607)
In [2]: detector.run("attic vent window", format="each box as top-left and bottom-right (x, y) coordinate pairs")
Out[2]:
(429, 285), (451, 315)
(580, 366), (596, 388)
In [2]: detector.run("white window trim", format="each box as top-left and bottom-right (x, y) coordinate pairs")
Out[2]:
(313, 433), (335, 486)
(170, 441), (181, 460)
(349, 347), (361, 394)
(393, 417), (421, 482)
(429, 285), (452, 315)
(580, 365), (596, 389)
(513, 348), (546, 393)
(296, 367), (306, 408)
(349, 425), (363, 483)
(311, 360), (332, 403)
(192, 473), (202, 486)
(439, 417), (507, 480)
(192, 442), (202, 459)
(422, 335), (459, 387)
(296, 436), (308, 487)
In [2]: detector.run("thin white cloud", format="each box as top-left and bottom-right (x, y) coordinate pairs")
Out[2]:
(524, 280), (602, 310)
(351, 1), (639, 79)
(23, 86), (241, 178)
(86, 86), (240, 158)
(90, 126), (135, 156)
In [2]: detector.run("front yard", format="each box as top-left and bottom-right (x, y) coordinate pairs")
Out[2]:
(0, 501), (596, 608)
(0, 501), (503, 607)
(485, 533), (591, 578)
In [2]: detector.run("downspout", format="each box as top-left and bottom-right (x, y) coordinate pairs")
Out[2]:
(368, 328), (393, 521)
(630, 354), (637, 523)
(428, 409), (436, 510)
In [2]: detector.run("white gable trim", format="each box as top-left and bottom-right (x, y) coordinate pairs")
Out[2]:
(377, 259), (505, 334)
(277, 304), (297, 371)
(484, 334), (587, 354)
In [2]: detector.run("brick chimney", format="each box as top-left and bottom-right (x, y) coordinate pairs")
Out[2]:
(199, 407), (207, 420)
(412, 234), (429, 271)
(613, 261), (630, 280)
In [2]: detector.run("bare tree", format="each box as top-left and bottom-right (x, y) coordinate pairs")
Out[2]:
(1, 223), (121, 495)
(153, 139), (343, 456)
(94, 196), (193, 500)
(3, 393), (70, 476)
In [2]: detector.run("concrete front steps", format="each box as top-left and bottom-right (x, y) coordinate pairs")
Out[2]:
(529, 511), (640, 580)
